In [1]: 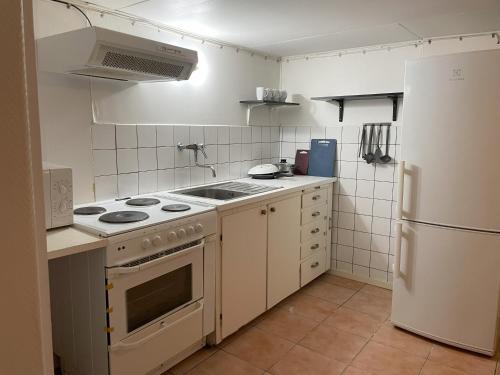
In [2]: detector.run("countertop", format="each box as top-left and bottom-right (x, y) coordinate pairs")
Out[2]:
(47, 175), (335, 258)
(161, 175), (337, 211)
(46, 226), (107, 260)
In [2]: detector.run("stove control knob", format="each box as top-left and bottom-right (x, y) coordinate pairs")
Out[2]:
(167, 231), (177, 241)
(152, 235), (162, 246)
(195, 223), (204, 233)
(142, 238), (151, 249)
(177, 228), (186, 238)
(187, 226), (195, 235)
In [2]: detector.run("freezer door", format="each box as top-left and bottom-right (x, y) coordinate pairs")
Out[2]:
(401, 50), (500, 231)
(391, 221), (500, 355)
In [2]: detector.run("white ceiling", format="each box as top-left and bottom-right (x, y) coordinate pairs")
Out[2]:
(90, 0), (500, 56)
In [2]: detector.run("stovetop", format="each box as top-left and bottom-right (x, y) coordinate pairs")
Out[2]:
(73, 195), (215, 237)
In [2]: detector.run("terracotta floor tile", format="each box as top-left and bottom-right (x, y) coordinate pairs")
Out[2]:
(222, 327), (294, 370)
(351, 341), (425, 375)
(280, 292), (339, 322)
(186, 351), (263, 375)
(428, 344), (496, 375)
(268, 345), (331, 375)
(256, 307), (319, 343)
(218, 323), (253, 348)
(169, 347), (219, 375)
(342, 367), (373, 375)
(323, 307), (383, 339)
(371, 323), (432, 358)
(299, 322), (368, 363)
(343, 291), (391, 321)
(321, 358), (347, 375)
(421, 360), (470, 375)
(303, 280), (357, 305)
(319, 274), (366, 291)
(359, 284), (393, 299)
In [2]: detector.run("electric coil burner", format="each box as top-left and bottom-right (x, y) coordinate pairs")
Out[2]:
(74, 206), (107, 215)
(126, 198), (161, 206)
(99, 211), (149, 223)
(162, 204), (191, 212)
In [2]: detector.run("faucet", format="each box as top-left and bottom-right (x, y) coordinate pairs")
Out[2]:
(177, 142), (216, 178)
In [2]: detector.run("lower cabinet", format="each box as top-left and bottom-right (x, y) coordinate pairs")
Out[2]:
(220, 205), (268, 338)
(267, 196), (301, 308)
(219, 184), (333, 339)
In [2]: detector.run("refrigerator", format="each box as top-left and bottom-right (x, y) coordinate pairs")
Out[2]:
(391, 49), (500, 356)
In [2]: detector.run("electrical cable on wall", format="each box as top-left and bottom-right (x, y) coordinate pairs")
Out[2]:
(49, 0), (92, 26)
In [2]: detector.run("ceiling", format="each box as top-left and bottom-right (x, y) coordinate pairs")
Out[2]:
(90, 0), (500, 56)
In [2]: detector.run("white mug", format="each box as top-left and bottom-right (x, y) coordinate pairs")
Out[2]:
(256, 87), (264, 101)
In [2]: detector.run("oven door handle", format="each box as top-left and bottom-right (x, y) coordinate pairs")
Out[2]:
(108, 300), (203, 352)
(107, 239), (205, 278)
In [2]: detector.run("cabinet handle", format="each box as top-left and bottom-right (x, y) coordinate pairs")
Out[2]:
(312, 211), (320, 217)
(310, 244), (319, 250)
(310, 261), (320, 268)
(261, 209), (267, 215)
(314, 186), (321, 190)
(312, 195), (321, 200)
(270, 207), (276, 212)
(310, 228), (320, 234)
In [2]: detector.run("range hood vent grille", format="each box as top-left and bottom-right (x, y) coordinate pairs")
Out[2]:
(101, 50), (185, 79)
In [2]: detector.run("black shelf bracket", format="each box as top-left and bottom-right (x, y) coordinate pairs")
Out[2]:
(311, 92), (403, 122)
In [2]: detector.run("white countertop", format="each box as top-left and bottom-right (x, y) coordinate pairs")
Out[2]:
(48, 175), (335, 258)
(160, 175), (337, 211)
(46, 226), (107, 260)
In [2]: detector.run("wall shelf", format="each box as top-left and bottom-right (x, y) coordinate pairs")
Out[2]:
(311, 92), (403, 122)
(240, 100), (300, 125)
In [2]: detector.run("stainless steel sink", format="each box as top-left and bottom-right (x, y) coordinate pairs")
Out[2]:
(173, 181), (281, 201)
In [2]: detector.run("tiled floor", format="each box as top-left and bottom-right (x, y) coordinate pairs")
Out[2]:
(164, 274), (500, 375)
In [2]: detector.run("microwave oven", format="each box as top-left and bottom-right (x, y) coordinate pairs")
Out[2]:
(43, 162), (73, 229)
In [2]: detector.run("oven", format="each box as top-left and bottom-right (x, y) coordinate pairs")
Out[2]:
(106, 239), (206, 375)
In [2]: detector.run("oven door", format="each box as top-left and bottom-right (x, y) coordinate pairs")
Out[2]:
(106, 239), (204, 344)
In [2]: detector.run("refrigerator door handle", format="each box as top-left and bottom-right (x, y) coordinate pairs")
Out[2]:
(394, 222), (403, 278)
(394, 160), (405, 278)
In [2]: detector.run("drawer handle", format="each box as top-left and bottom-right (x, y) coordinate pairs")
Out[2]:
(310, 261), (320, 268)
(310, 244), (319, 250)
(310, 228), (320, 234)
(261, 209), (267, 215)
(312, 195), (321, 200)
(270, 207), (276, 212)
(312, 211), (321, 217)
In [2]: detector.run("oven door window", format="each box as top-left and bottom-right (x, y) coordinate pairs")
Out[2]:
(126, 264), (192, 333)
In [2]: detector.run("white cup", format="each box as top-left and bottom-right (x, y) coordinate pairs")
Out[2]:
(263, 88), (272, 101)
(256, 87), (264, 101)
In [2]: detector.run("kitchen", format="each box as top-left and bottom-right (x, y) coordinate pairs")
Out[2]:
(2, 1), (500, 374)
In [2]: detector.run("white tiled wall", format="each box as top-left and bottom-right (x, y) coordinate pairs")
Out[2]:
(279, 124), (401, 287)
(91, 124), (281, 200)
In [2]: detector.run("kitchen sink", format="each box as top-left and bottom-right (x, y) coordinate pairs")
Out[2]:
(173, 181), (281, 201)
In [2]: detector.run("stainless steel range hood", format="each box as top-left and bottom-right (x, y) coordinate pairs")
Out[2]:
(36, 27), (198, 82)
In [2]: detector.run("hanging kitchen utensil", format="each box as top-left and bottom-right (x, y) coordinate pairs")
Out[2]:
(364, 124), (376, 164)
(359, 125), (367, 159)
(374, 124), (384, 163)
(380, 124), (392, 163)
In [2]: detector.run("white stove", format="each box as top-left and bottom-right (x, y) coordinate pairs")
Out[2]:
(73, 194), (217, 375)
(73, 195), (214, 238)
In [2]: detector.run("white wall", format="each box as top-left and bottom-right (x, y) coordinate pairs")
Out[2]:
(279, 34), (499, 286)
(34, 0), (280, 203)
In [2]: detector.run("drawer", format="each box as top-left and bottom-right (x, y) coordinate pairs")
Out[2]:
(302, 189), (328, 208)
(301, 236), (326, 260)
(303, 184), (329, 194)
(300, 251), (326, 287)
(301, 220), (327, 243)
(301, 205), (328, 225)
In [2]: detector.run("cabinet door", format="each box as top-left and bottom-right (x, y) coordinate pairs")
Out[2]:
(267, 196), (301, 307)
(221, 206), (268, 338)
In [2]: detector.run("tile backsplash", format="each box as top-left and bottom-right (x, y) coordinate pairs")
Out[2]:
(91, 122), (400, 286)
(91, 124), (281, 201)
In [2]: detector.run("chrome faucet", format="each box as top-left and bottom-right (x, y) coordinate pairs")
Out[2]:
(177, 142), (216, 178)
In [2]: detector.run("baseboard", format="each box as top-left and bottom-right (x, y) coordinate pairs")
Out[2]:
(328, 269), (393, 290)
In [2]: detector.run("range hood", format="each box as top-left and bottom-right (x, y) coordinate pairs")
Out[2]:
(36, 27), (198, 82)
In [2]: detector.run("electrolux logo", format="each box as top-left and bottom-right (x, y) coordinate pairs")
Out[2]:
(450, 68), (464, 81)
